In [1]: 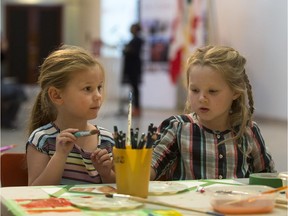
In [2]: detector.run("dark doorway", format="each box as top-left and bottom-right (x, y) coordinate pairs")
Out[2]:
(5, 5), (63, 84)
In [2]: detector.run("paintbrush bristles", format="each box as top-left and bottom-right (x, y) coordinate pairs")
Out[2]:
(89, 129), (99, 135)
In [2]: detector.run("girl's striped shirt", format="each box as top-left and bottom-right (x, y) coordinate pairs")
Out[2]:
(27, 122), (115, 185)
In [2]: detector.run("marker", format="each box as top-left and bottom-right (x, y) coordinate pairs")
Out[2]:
(0, 144), (17, 153)
(73, 129), (99, 138)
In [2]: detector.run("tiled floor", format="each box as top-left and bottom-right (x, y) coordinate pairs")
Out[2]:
(1, 85), (287, 172)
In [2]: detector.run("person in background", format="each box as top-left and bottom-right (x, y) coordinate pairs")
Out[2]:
(1, 33), (27, 129)
(26, 45), (115, 185)
(122, 23), (144, 117)
(150, 45), (275, 180)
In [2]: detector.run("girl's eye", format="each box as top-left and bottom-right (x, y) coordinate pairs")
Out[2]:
(209, 90), (218, 94)
(97, 85), (103, 92)
(84, 86), (92, 92)
(191, 88), (199, 93)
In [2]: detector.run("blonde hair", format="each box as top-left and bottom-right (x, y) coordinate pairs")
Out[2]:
(28, 45), (105, 135)
(184, 45), (254, 144)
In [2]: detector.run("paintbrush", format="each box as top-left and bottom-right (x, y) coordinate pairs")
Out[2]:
(225, 185), (288, 205)
(261, 185), (288, 194)
(105, 193), (224, 216)
(126, 91), (132, 146)
(73, 129), (99, 138)
(0, 144), (17, 152)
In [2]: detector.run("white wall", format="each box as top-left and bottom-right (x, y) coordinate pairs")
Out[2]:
(209, 0), (287, 172)
(2, 1), (286, 119)
(209, 0), (287, 121)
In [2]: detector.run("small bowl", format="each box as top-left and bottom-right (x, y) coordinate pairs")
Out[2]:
(206, 185), (276, 214)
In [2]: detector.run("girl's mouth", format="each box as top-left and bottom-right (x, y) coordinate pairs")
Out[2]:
(199, 107), (209, 112)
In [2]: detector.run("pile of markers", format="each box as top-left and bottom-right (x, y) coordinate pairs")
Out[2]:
(113, 123), (158, 149)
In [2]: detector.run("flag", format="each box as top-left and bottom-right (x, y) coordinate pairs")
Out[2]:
(168, 0), (184, 84)
(168, 0), (208, 84)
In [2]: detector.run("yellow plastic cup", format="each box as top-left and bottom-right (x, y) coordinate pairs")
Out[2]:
(113, 146), (152, 198)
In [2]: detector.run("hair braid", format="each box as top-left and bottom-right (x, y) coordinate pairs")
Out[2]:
(243, 69), (255, 117)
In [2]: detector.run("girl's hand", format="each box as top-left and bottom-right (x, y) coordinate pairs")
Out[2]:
(56, 128), (78, 156)
(91, 149), (113, 177)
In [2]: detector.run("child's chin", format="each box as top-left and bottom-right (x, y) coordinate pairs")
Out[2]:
(87, 113), (98, 119)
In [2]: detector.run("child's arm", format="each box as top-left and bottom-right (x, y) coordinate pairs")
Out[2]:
(150, 168), (157, 180)
(250, 122), (276, 173)
(27, 128), (78, 186)
(91, 149), (115, 183)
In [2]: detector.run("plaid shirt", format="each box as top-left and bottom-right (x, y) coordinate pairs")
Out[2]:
(151, 114), (275, 180)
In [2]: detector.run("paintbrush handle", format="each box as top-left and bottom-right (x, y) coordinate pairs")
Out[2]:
(126, 92), (132, 146)
(226, 185), (288, 206)
(130, 196), (224, 216)
(262, 185), (288, 194)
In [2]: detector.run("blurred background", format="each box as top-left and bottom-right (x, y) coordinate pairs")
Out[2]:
(1, 0), (287, 172)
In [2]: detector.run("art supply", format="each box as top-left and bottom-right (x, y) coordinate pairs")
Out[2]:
(133, 128), (139, 148)
(105, 193), (224, 216)
(137, 133), (146, 149)
(126, 91), (132, 146)
(209, 185), (277, 214)
(261, 185), (288, 194)
(224, 185), (287, 206)
(113, 123), (157, 149)
(113, 146), (152, 198)
(0, 144), (17, 153)
(113, 127), (126, 149)
(73, 129), (99, 138)
(249, 173), (282, 188)
(113, 126), (120, 148)
(146, 123), (158, 148)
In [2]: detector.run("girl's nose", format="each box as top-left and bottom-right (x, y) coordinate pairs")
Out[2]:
(93, 90), (102, 100)
(199, 93), (208, 103)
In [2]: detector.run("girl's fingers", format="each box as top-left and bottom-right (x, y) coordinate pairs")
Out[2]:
(59, 130), (78, 142)
(91, 149), (108, 158)
(91, 150), (110, 164)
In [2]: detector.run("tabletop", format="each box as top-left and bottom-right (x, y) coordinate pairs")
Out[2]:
(1, 179), (287, 216)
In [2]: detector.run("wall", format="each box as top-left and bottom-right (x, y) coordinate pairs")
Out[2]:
(2, 1), (286, 120)
(209, 0), (287, 121)
(209, 0), (287, 172)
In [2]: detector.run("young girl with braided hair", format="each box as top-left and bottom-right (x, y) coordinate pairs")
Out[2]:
(151, 45), (275, 180)
(26, 45), (115, 185)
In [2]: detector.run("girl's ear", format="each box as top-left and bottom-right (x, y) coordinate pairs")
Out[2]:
(48, 86), (63, 105)
(232, 92), (241, 100)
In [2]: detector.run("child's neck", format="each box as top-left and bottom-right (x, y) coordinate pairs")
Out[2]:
(53, 119), (90, 131)
(198, 119), (230, 132)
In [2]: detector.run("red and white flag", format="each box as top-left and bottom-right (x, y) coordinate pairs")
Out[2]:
(168, 0), (185, 84)
(168, 0), (208, 84)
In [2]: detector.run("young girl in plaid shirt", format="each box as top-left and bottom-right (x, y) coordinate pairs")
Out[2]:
(151, 45), (275, 180)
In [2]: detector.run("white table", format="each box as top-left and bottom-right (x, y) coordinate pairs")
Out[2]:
(1, 179), (287, 216)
